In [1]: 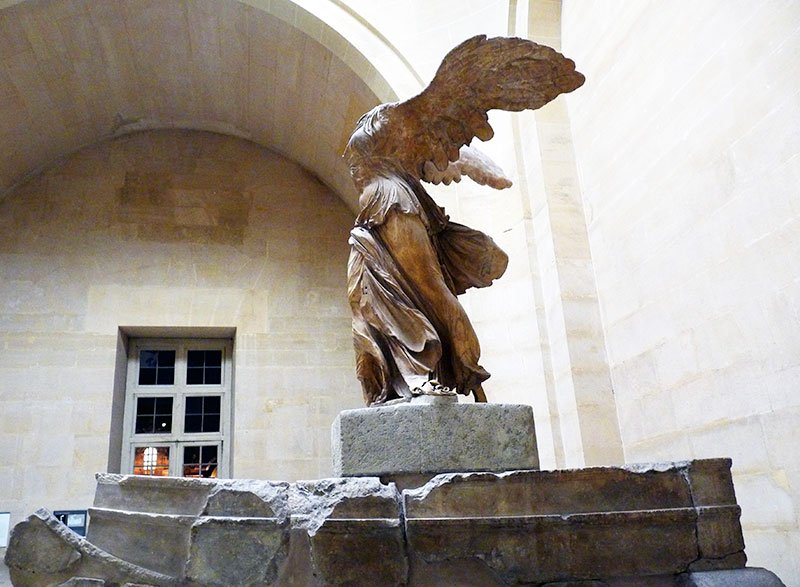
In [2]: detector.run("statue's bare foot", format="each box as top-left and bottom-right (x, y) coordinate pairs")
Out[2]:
(412, 380), (456, 396)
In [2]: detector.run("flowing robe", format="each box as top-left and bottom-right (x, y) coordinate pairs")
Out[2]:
(347, 172), (508, 405)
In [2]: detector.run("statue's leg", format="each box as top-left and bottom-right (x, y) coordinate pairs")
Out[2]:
(378, 212), (486, 397)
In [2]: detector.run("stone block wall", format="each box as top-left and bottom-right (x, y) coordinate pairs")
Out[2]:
(562, 1), (800, 582)
(0, 129), (361, 534)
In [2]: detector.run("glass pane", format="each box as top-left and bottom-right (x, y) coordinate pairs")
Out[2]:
(184, 446), (200, 464)
(183, 396), (222, 433)
(185, 396), (203, 414)
(184, 415), (202, 433)
(155, 397), (173, 415)
(153, 415), (172, 433)
(140, 351), (158, 369)
(133, 446), (169, 476)
(156, 367), (174, 385)
(186, 350), (223, 385)
(135, 415), (153, 434)
(135, 397), (172, 434)
(139, 350), (176, 385)
(138, 368), (156, 385)
(186, 367), (204, 385)
(203, 415), (220, 433)
(137, 397), (155, 414)
(183, 445), (219, 478)
(159, 351), (176, 367)
(205, 396), (221, 414)
(187, 351), (204, 368)
(205, 367), (221, 385)
(203, 445), (218, 463)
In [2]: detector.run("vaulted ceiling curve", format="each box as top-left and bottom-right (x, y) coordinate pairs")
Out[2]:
(0, 0), (416, 211)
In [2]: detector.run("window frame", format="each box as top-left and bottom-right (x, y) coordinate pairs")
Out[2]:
(121, 337), (233, 478)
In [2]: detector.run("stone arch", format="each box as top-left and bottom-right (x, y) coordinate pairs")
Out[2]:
(0, 0), (421, 211)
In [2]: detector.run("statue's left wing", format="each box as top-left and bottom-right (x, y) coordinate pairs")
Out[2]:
(387, 35), (584, 182)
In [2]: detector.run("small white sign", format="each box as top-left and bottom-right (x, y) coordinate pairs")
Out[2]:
(0, 512), (10, 548)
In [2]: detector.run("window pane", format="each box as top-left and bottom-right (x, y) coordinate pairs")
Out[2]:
(137, 397), (155, 415)
(185, 396), (203, 414)
(184, 446), (200, 464)
(184, 415), (202, 433)
(156, 367), (174, 385)
(186, 367), (204, 385)
(140, 351), (158, 369)
(184, 396), (222, 433)
(135, 415), (153, 434)
(159, 351), (176, 367)
(205, 396), (221, 414)
(133, 446), (169, 476)
(135, 397), (173, 434)
(205, 367), (221, 385)
(183, 445), (219, 478)
(203, 415), (220, 433)
(139, 350), (176, 385)
(153, 415), (172, 433)
(186, 350), (223, 385)
(187, 351), (204, 368)
(155, 397), (173, 415)
(139, 368), (156, 385)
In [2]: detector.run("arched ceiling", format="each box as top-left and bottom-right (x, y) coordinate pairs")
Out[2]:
(0, 0), (408, 211)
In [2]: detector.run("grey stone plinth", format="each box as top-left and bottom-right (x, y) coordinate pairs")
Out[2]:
(331, 400), (539, 477)
(8, 459), (784, 586)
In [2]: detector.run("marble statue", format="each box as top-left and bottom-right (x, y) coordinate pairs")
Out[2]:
(345, 35), (584, 406)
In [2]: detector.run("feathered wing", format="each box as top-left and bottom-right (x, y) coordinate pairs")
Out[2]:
(387, 35), (585, 183)
(422, 145), (513, 189)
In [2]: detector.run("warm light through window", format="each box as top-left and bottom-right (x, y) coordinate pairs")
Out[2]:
(133, 446), (169, 476)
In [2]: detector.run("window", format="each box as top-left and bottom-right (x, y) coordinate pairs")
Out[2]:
(121, 338), (232, 478)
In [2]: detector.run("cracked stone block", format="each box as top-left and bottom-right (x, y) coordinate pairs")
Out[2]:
(309, 518), (407, 586)
(407, 509), (699, 583)
(185, 517), (289, 587)
(202, 480), (290, 519)
(695, 505), (745, 563)
(5, 510), (177, 587)
(290, 477), (401, 531)
(684, 460), (737, 507)
(93, 474), (215, 516)
(406, 552), (512, 586)
(5, 511), (82, 575)
(332, 402), (538, 477)
(403, 465), (694, 519)
(86, 508), (194, 577)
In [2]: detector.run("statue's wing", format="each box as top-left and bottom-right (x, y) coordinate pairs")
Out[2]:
(422, 145), (512, 189)
(390, 35), (584, 182)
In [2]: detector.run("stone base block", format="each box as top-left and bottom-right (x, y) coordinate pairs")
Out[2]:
(5, 459), (786, 586)
(331, 398), (539, 477)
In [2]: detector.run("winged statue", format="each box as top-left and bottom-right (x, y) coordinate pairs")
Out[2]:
(345, 35), (584, 406)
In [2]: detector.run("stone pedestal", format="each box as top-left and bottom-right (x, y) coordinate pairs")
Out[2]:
(331, 396), (539, 484)
(5, 460), (786, 586)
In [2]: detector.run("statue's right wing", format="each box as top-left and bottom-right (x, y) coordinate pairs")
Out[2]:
(422, 145), (512, 190)
(386, 35), (584, 183)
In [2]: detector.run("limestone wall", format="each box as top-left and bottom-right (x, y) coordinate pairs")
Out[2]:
(562, 1), (800, 582)
(0, 129), (361, 531)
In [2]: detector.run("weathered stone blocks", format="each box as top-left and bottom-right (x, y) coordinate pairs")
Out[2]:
(185, 517), (288, 586)
(5, 459), (782, 585)
(331, 399), (539, 478)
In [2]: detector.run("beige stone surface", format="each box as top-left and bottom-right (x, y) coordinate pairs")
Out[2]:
(0, 1), (795, 583)
(0, 0), (385, 212)
(0, 129), (361, 536)
(562, 1), (800, 583)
